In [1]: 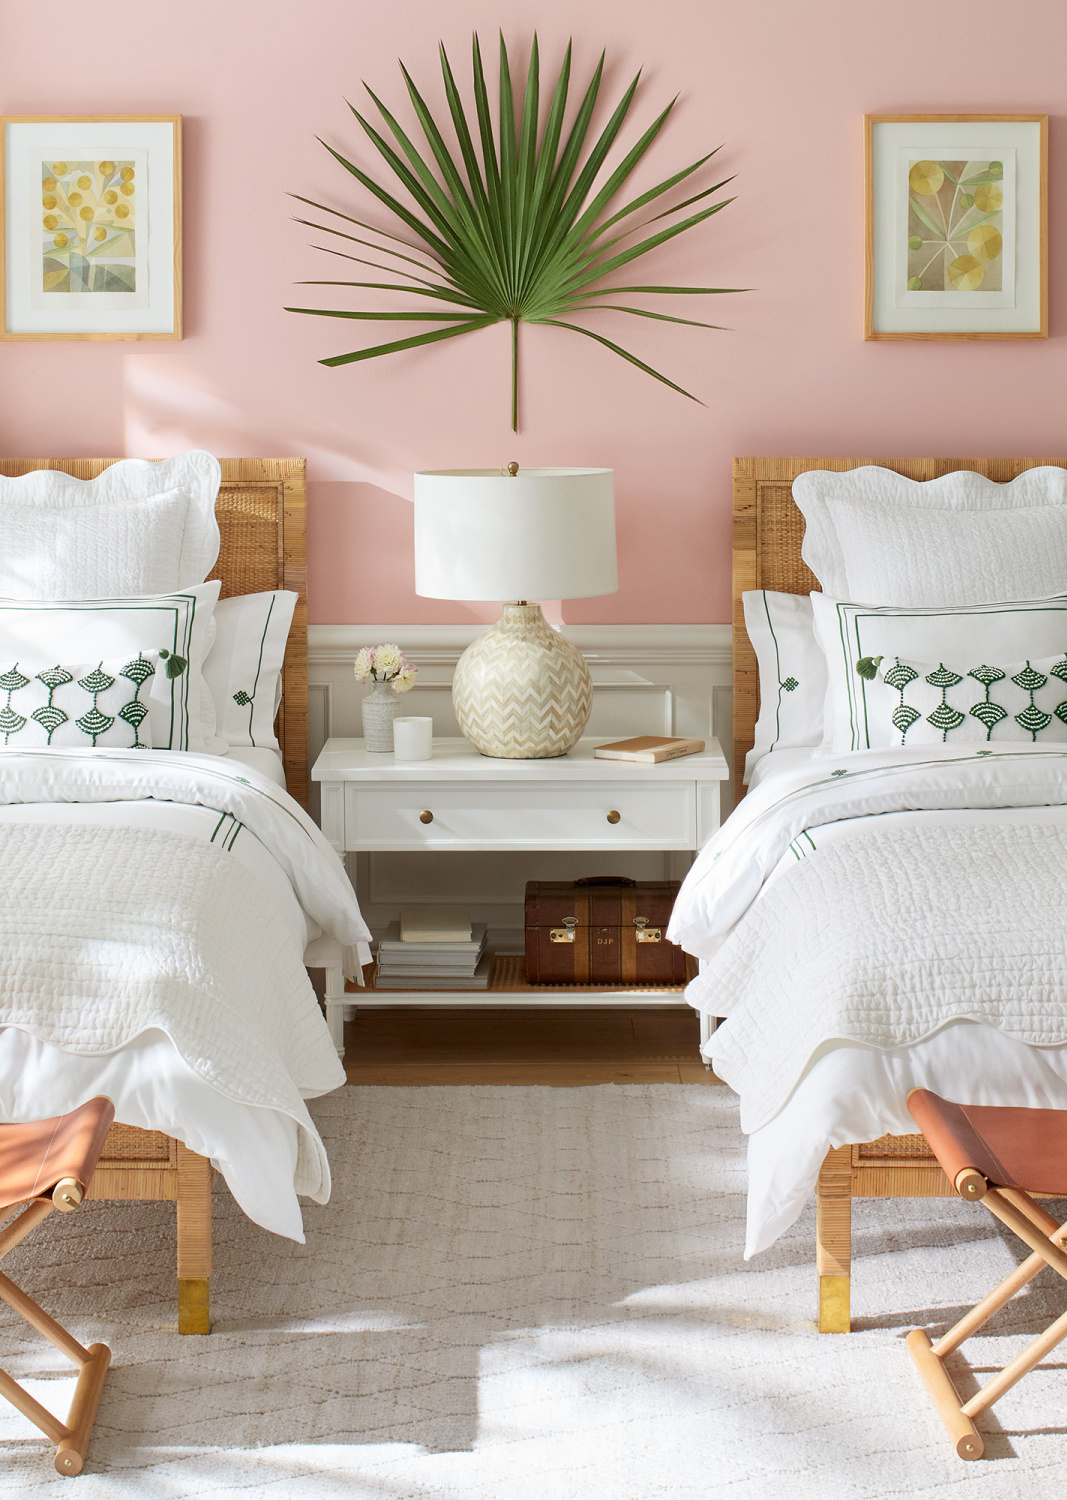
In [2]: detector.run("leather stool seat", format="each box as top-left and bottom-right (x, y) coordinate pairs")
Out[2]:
(0, 1099), (114, 1213)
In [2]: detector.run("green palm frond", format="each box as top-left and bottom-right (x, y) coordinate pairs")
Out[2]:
(286, 33), (743, 430)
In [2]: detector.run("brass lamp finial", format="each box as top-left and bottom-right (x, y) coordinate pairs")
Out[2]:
(507, 461), (519, 477)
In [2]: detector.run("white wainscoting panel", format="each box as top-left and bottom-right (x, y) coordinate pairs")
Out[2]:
(309, 623), (731, 937)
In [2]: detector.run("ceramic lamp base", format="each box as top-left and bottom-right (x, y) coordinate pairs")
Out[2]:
(452, 602), (593, 758)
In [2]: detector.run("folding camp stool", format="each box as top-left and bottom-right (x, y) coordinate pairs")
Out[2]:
(905, 1087), (1067, 1461)
(0, 1097), (115, 1476)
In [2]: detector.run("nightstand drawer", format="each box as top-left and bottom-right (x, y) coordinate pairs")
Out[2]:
(344, 782), (695, 850)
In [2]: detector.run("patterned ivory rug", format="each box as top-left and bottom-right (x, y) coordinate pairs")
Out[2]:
(2, 1085), (1067, 1498)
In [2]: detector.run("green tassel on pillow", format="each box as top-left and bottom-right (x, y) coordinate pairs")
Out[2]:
(158, 648), (188, 680)
(855, 655), (883, 681)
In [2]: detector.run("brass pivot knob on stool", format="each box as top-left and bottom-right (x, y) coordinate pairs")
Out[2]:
(419, 810), (434, 824)
(606, 809), (621, 824)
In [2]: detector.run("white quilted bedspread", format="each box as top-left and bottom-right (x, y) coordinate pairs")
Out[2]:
(704, 820), (1067, 1132)
(0, 820), (343, 1196)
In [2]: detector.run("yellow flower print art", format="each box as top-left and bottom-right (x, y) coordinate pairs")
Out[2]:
(39, 160), (136, 294)
(906, 159), (1004, 293)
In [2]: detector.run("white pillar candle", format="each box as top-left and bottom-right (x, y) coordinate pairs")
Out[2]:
(393, 716), (433, 761)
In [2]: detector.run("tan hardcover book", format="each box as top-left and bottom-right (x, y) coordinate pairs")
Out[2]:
(399, 906), (473, 942)
(593, 735), (705, 764)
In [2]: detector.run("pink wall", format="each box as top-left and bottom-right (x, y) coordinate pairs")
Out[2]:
(1, 0), (1064, 625)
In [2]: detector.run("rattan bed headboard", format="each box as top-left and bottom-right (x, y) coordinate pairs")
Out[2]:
(0, 457), (309, 808)
(732, 456), (1067, 802)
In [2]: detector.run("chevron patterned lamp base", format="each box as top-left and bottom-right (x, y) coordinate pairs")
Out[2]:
(452, 603), (594, 759)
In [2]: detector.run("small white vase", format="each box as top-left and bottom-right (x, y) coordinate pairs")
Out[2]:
(362, 680), (399, 752)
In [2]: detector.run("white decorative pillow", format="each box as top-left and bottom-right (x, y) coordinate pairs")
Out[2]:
(811, 591), (1067, 753)
(0, 651), (166, 749)
(0, 489), (190, 600)
(0, 582), (220, 752)
(793, 466), (1067, 606)
(0, 451), (221, 596)
(742, 591), (827, 782)
(202, 590), (297, 750)
(858, 652), (1067, 747)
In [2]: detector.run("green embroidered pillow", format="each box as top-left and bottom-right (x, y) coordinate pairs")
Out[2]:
(0, 651), (169, 749)
(856, 651), (1067, 746)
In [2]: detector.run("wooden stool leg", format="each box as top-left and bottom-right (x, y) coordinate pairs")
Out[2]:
(906, 1329), (983, 1460)
(176, 1143), (212, 1334)
(54, 1343), (111, 1476)
(816, 1145), (852, 1332)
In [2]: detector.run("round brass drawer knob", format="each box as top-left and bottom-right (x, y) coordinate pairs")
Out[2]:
(606, 809), (621, 824)
(419, 809), (434, 824)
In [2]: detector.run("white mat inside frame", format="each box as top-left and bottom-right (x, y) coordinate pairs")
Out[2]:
(2, 1086), (1065, 1497)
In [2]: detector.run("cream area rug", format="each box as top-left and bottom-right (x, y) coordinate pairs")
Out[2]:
(3, 1085), (1067, 1497)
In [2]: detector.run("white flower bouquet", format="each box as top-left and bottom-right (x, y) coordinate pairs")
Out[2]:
(354, 643), (417, 692)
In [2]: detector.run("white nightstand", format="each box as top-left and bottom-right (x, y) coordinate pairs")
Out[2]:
(312, 735), (728, 1055)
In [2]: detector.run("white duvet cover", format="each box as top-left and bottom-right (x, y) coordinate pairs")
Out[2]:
(668, 745), (1067, 1256)
(0, 748), (371, 1241)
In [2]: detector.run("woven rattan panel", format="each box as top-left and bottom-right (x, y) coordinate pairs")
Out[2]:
(100, 1123), (174, 1161)
(207, 484), (284, 598)
(853, 1133), (933, 1161)
(757, 485), (819, 594)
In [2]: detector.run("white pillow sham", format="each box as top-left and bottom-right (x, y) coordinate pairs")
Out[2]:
(203, 590), (296, 751)
(812, 591), (1067, 753)
(793, 466), (1067, 606)
(0, 650), (167, 750)
(0, 451), (222, 596)
(0, 489), (194, 600)
(742, 590), (827, 782)
(860, 652), (1067, 748)
(0, 582), (220, 752)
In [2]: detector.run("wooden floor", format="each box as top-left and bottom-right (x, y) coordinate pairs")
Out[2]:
(343, 1007), (723, 1086)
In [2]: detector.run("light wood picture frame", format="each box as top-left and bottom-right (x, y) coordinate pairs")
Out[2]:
(864, 114), (1047, 341)
(1, 115), (182, 341)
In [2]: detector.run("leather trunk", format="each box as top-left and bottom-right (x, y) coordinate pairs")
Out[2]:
(524, 876), (689, 985)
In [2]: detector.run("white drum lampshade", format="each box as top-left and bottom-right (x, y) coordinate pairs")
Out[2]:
(414, 466), (617, 758)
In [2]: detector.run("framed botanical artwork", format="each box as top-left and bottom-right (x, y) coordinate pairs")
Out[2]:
(1, 115), (181, 341)
(864, 114), (1047, 340)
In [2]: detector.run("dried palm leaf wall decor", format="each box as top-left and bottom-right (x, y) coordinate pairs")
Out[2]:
(287, 33), (742, 429)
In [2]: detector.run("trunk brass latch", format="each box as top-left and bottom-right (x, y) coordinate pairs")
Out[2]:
(634, 916), (662, 943)
(550, 917), (578, 943)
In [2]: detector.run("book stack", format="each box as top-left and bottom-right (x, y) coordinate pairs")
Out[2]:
(374, 906), (490, 990)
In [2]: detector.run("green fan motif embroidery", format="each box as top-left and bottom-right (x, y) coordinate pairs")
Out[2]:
(882, 659), (921, 744)
(967, 664), (1007, 740)
(892, 703), (920, 737)
(119, 655), (155, 689)
(1049, 656), (1067, 685)
(1011, 661), (1051, 740)
(884, 662), (919, 692)
(32, 665), (73, 744)
(118, 654), (155, 748)
(118, 700), (149, 744)
(969, 700), (1007, 736)
(0, 665), (28, 744)
(78, 666), (115, 697)
(75, 664), (115, 746)
(0, 707), (25, 741)
(925, 663), (964, 740)
(75, 707), (113, 745)
(30, 706), (67, 741)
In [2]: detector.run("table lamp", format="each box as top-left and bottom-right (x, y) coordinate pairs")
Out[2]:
(414, 464), (617, 758)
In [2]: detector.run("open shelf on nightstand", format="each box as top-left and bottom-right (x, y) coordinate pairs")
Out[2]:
(347, 952), (696, 1009)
